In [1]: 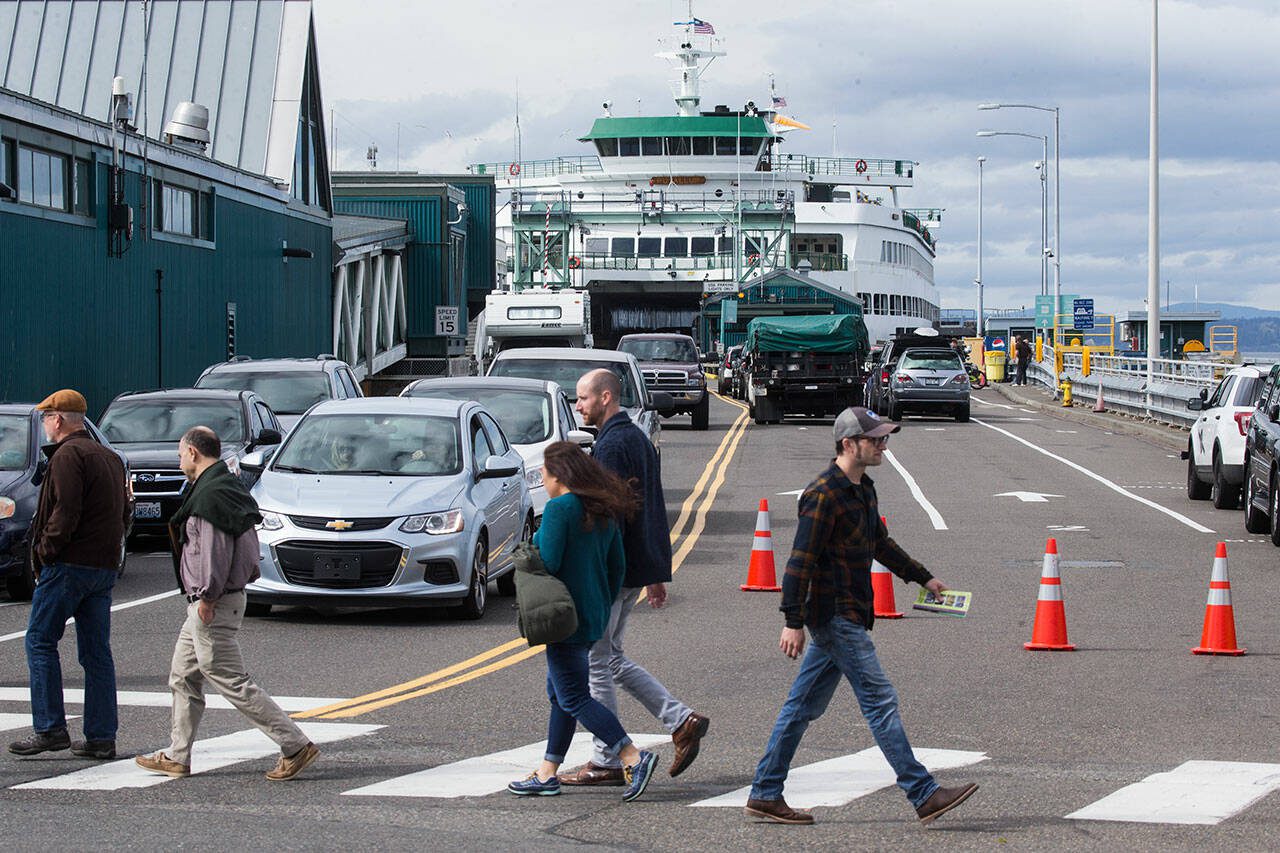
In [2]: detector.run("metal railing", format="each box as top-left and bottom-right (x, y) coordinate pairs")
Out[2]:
(573, 253), (734, 271)
(512, 188), (795, 218)
(469, 157), (603, 179)
(768, 155), (914, 182)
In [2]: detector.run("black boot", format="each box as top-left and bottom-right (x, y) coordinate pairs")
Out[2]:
(9, 729), (71, 756)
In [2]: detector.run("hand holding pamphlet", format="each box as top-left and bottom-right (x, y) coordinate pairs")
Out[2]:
(913, 588), (973, 616)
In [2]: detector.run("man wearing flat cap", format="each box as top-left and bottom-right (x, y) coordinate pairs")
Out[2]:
(9, 390), (129, 761)
(744, 407), (977, 827)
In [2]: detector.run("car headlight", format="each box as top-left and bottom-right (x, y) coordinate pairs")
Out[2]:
(525, 467), (544, 489)
(225, 455), (241, 476)
(400, 508), (465, 535)
(0, 497), (14, 520)
(257, 510), (284, 531)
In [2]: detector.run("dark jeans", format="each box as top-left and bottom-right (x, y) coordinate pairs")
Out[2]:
(1016, 359), (1029, 384)
(750, 616), (937, 807)
(26, 563), (118, 740)
(544, 641), (631, 764)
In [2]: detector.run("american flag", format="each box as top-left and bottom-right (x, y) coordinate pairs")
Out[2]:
(693, 18), (715, 34)
(772, 95), (787, 109)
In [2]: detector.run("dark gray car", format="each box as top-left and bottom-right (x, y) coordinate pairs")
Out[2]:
(884, 348), (971, 422)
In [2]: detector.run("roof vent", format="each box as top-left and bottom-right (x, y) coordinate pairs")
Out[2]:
(163, 102), (210, 151)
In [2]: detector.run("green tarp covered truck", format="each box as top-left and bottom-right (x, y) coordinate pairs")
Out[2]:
(742, 315), (869, 425)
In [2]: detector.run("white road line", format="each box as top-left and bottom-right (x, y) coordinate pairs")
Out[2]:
(971, 397), (1016, 410)
(12, 722), (381, 791)
(883, 450), (948, 530)
(973, 418), (1214, 533)
(1066, 760), (1280, 825)
(0, 688), (345, 713)
(0, 590), (182, 644)
(0, 712), (78, 733)
(691, 747), (987, 809)
(342, 732), (669, 798)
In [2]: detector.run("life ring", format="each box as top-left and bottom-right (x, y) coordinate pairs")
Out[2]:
(568, 256), (581, 270)
(748, 253), (760, 266)
(855, 159), (868, 174)
(508, 162), (521, 176)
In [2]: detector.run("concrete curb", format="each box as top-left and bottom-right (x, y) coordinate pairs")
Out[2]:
(990, 382), (1188, 452)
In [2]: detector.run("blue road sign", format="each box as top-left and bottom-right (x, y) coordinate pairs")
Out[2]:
(1073, 298), (1095, 330)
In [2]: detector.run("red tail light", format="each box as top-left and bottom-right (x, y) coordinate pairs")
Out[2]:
(1234, 411), (1251, 436)
(897, 374), (913, 384)
(880, 368), (889, 383)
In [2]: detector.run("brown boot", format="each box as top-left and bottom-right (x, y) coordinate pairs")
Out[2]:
(668, 712), (710, 777)
(266, 743), (320, 781)
(745, 797), (814, 825)
(916, 783), (979, 825)
(557, 761), (626, 786)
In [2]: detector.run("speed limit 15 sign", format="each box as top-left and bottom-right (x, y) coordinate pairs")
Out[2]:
(435, 306), (460, 336)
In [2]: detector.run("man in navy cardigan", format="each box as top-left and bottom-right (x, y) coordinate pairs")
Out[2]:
(557, 369), (710, 786)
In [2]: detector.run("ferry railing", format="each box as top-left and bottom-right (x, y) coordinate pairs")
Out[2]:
(789, 251), (848, 271)
(769, 155), (914, 182)
(512, 189), (795, 217)
(469, 157), (603, 179)
(574, 253), (736, 271)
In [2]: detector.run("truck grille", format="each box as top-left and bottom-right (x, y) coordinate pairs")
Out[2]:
(131, 470), (187, 497)
(274, 541), (404, 589)
(642, 369), (688, 385)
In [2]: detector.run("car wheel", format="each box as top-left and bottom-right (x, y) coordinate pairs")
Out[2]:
(1270, 471), (1280, 547)
(1186, 445), (1210, 501)
(496, 519), (529, 597)
(1244, 467), (1269, 533)
(245, 601), (272, 617)
(455, 537), (488, 619)
(955, 404), (970, 423)
(691, 396), (710, 431)
(5, 555), (35, 601)
(1211, 448), (1238, 510)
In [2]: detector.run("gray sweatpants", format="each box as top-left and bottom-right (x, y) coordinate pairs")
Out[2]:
(588, 586), (692, 768)
(166, 591), (308, 766)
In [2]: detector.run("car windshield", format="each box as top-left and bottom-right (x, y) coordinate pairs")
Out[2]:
(489, 359), (640, 407)
(0, 414), (30, 470)
(405, 388), (553, 444)
(272, 413), (461, 476)
(900, 351), (963, 371)
(100, 400), (244, 444)
(197, 371), (331, 415)
(619, 338), (698, 363)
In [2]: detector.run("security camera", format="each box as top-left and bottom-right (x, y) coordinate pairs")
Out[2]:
(1043, 248), (1055, 257)
(603, 101), (611, 109)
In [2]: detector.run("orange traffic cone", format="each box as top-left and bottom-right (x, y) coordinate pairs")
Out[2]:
(1093, 383), (1105, 413)
(741, 499), (781, 592)
(1192, 542), (1245, 656)
(872, 515), (904, 618)
(1025, 538), (1076, 651)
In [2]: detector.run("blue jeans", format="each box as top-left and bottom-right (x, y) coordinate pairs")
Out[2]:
(750, 616), (937, 807)
(25, 563), (118, 741)
(544, 642), (631, 764)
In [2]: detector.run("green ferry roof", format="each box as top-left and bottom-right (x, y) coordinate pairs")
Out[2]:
(579, 115), (774, 141)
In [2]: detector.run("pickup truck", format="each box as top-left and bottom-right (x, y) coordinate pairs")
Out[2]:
(743, 315), (868, 425)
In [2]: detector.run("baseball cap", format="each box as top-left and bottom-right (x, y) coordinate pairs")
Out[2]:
(833, 407), (900, 441)
(35, 389), (88, 414)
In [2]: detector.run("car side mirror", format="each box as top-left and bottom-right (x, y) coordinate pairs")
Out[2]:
(1186, 398), (1203, 411)
(1198, 388), (1209, 400)
(478, 454), (520, 479)
(647, 390), (676, 417)
(240, 450), (267, 473)
(255, 428), (283, 447)
(566, 428), (594, 448)
(1271, 403), (1280, 422)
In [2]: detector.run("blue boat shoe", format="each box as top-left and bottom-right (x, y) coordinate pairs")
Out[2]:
(508, 772), (562, 796)
(622, 750), (658, 802)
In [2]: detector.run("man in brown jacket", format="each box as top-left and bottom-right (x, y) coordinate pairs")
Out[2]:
(9, 389), (129, 760)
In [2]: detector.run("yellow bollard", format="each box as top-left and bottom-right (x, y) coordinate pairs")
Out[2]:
(1036, 338), (1044, 361)
(1082, 346), (1091, 377)
(1060, 375), (1073, 407)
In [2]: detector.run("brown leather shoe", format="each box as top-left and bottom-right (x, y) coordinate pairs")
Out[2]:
(557, 761), (626, 786)
(668, 712), (710, 777)
(744, 797), (815, 825)
(916, 783), (979, 825)
(266, 742), (319, 781)
(135, 752), (191, 778)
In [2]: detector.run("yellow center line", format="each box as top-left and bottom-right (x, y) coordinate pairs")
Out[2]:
(300, 399), (751, 720)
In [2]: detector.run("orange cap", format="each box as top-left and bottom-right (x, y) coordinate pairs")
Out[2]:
(35, 389), (87, 414)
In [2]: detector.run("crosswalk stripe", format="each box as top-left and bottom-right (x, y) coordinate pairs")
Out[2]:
(342, 732), (670, 799)
(0, 687), (346, 713)
(0, 712), (78, 733)
(11, 722), (381, 790)
(690, 747), (988, 809)
(1065, 760), (1280, 825)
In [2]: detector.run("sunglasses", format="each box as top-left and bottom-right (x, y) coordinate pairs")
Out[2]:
(854, 435), (890, 447)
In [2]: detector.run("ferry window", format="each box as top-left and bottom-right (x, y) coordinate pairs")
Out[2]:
(873, 294), (886, 314)
(891, 295), (902, 314)
(585, 238), (609, 255)
(664, 237), (688, 256)
(743, 236), (763, 257)
(596, 138), (619, 157)
(739, 138), (759, 156)
(665, 137), (691, 156)
(715, 137), (737, 156)
(72, 158), (92, 215)
(17, 145), (68, 211)
(857, 292), (871, 312)
(690, 237), (715, 256)
(610, 237), (635, 255)
(637, 237), (661, 257)
(618, 138), (640, 157)
(691, 137), (713, 156)
(641, 137), (663, 156)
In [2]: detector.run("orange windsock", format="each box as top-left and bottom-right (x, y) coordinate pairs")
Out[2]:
(742, 499), (782, 592)
(872, 515), (904, 618)
(1025, 538), (1076, 651)
(1192, 542), (1245, 656)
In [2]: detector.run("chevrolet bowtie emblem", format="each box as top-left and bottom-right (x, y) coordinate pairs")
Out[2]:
(326, 519), (355, 530)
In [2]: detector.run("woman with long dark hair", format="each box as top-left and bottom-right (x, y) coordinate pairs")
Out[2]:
(507, 441), (658, 802)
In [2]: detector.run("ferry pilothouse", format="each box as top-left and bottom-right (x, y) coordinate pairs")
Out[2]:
(470, 16), (941, 353)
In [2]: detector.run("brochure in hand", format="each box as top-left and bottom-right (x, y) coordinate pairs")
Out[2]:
(912, 589), (973, 616)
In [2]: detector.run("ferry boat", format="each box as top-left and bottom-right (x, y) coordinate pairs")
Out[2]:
(470, 15), (941, 349)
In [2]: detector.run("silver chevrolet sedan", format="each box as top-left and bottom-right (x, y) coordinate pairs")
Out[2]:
(243, 397), (532, 619)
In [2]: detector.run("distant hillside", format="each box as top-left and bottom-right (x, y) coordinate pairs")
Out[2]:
(1166, 301), (1280, 320)
(1224, 317), (1280, 351)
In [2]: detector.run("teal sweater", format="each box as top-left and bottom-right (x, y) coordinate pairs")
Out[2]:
(533, 493), (625, 644)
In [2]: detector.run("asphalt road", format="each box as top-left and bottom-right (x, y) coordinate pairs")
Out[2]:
(1, 391), (1278, 851)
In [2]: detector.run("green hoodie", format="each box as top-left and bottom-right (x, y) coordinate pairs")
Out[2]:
(168, 461), (261, 590)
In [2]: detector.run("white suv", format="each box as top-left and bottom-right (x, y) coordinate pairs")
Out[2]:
(1185, 365), (1267, 509)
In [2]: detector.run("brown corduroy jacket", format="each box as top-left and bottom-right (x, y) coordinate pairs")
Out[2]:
(32, 431), (130, 571)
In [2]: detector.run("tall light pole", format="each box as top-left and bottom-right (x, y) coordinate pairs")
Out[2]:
(977, 131), (1050, 299)
(1147, 0), (1161, 393)
(979, 102), (1061, 306)
(976, 156), (986, 337)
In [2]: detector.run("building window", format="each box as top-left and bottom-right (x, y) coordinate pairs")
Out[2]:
(641, 137), (662, 156)
(595, 138), (618, 157)
(17, 145), (69, 211)
(691, 137), (713, 156)
(0, 138), (13, 193)
(73, 158), (92, 215)
(155, 182), (211, 239)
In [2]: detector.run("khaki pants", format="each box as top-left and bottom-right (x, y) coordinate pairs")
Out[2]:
(167, 591), (308, 766)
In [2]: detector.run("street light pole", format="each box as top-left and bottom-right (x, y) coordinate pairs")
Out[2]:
(976, 130), (1050, 300)
(977, 156), (985, 337)
(1147, 0), (1161, 400)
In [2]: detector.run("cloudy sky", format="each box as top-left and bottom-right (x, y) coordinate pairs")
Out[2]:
(312, 0), (1279, 316)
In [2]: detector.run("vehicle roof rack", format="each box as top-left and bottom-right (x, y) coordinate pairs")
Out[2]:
(229, 355), (253, 362)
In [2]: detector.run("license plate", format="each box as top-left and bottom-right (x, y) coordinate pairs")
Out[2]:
(134, 502), (162, 519)
(804, 385), (818, 391)
(313, 552), (361, 581)
(924, 378), (941, 386)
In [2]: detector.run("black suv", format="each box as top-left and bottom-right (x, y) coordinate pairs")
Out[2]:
(98, 389), (282, 537)
(617, 334), (709, 430)
(1243, 362), (1280, 544)
(195, 355), (363, 434)
(864, 330), (954, 414)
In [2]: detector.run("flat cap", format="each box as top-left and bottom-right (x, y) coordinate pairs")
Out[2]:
(35, 389), (88, 414)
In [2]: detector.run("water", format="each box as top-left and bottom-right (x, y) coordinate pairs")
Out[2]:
(1242, 352), (1280, 365)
